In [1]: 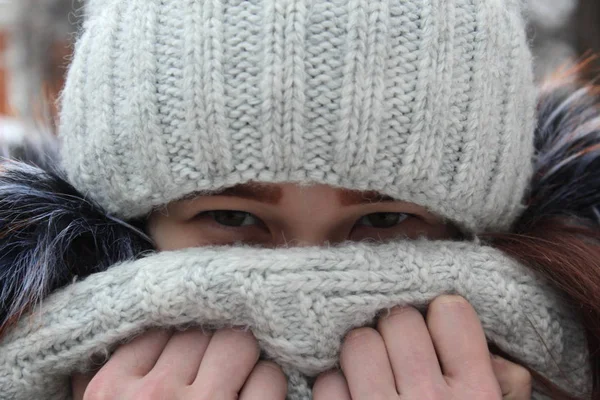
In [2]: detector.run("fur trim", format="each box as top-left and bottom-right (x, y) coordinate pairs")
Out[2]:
(0, 136), (152, 333)
(516, 74), (600, 229)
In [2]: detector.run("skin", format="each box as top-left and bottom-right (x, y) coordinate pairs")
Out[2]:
(72, 183), (532, 399)
(147, 183), (458, 249)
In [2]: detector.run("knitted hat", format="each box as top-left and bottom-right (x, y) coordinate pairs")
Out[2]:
(59, 0), (536, 233)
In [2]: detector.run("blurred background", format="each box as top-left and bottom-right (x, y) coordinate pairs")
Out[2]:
(0, 0), (598, 131)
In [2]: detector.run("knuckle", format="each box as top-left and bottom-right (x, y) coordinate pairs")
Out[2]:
(467, 383), (503, 400)
(448, 376), (502, 399)
(131, 377), (170, 400)
(146, 364), (173, 381)
(188, 387), (235, 400)
(408, 385), (446, 400)
(368, 388), (398, 400)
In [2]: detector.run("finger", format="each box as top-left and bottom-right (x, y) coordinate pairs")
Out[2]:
(106, 329), (172, 377)
(340, 327), (397, 399)
(377, 306), (445, 393)
(149, 328), (212, 385)
(71, 372), (95, 400)
(239, 361), (288, 400)
(191, 328), (260, 394)
(313, 370), (351, 400)
(426, 296), (499, 389)
(491, 355), (532, 400)
(72, 368), (120, 400)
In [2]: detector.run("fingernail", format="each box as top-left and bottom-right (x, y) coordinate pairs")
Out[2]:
(386, 305), (411, 317)
(231, 325), (251, 332)
(344, 327), (375, 342)
(258, 360), (284, 373)
(320, 368), (342, 378)
(435, 295), (469, 306)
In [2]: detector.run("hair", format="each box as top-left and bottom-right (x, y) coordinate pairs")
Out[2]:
(0, 66), (599, 397)
(484, 63), (600, 399)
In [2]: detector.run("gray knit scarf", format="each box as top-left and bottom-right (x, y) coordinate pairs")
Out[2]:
(0, 240), (590, 399)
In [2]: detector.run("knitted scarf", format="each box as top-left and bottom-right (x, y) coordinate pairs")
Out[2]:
(0, 241), (590, 399)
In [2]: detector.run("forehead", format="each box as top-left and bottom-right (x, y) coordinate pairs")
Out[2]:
(200, 183), (394, 205)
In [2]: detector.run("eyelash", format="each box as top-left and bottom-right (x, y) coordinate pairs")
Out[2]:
(356, 213), (410, 228)
(196, 211), (265, 229)
(195, 210), (412, 230)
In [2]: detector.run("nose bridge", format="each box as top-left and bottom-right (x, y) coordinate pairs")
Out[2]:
(274, 184), (353, 247)
(275, 215), (352, 247)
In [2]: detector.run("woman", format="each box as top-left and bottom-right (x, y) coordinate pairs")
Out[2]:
(0, 0), (597, 399)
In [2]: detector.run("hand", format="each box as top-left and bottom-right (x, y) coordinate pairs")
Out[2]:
(313, 295), (532, 400)
(71, 328), (287, 400)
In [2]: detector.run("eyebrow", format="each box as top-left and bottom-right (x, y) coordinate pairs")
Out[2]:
(338, 189), (395, 206)
(213, 184), (283, 204)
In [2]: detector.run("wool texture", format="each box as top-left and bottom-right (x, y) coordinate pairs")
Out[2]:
(59, 0), (536, 233)
(0, 241), (590, 399)
(0, 80), (597, 399)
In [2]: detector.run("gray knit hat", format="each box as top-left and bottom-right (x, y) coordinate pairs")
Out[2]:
(59, 0), (536, 232)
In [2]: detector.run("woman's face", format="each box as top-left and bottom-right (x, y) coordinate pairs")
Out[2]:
(148, 183), (459, 251)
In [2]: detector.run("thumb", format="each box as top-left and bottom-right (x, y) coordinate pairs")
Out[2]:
(491, 354), (532, 400)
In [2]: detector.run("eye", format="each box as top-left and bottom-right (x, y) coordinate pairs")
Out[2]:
(356, 212), (409, 228)
(201, 210), (262, 227)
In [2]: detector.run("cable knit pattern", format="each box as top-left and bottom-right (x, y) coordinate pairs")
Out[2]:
(59, 0), (536, 232)
(0, 242), (590, 399)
